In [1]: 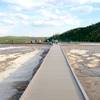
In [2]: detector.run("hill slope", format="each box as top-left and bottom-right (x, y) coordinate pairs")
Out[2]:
(48, 22), (100, 42)
(0, 36), (46, 44)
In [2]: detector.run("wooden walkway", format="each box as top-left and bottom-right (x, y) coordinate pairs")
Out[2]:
(20, 45), (86, 100)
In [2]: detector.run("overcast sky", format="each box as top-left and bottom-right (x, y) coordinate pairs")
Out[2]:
(0, 0), (100, 37)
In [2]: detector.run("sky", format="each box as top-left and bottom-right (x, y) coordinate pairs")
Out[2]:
(0, 0), (100, 37)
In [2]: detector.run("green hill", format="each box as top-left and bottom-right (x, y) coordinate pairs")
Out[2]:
(0, 36), (47, 44)
(48, 22), (100, 42)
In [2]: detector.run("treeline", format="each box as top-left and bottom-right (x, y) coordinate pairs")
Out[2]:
(48, 22), (100, 42)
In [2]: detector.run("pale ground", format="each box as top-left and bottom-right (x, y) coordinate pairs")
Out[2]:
(0, 44), (50, 100)
(62, 43), (100, 100)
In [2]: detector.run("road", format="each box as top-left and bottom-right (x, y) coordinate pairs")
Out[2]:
(20, 44), (87, 100)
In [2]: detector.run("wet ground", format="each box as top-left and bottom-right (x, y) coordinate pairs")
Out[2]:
(0, 44), (50, 72)
(0, 44), (50, 100)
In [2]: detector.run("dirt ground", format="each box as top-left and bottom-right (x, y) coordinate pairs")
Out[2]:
(62, 43), (100, 100)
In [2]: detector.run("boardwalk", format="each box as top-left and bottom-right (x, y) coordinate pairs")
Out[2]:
(20, 45), (85, 100)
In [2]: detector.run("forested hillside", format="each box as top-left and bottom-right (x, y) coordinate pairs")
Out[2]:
(48, 22), (100, 42)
